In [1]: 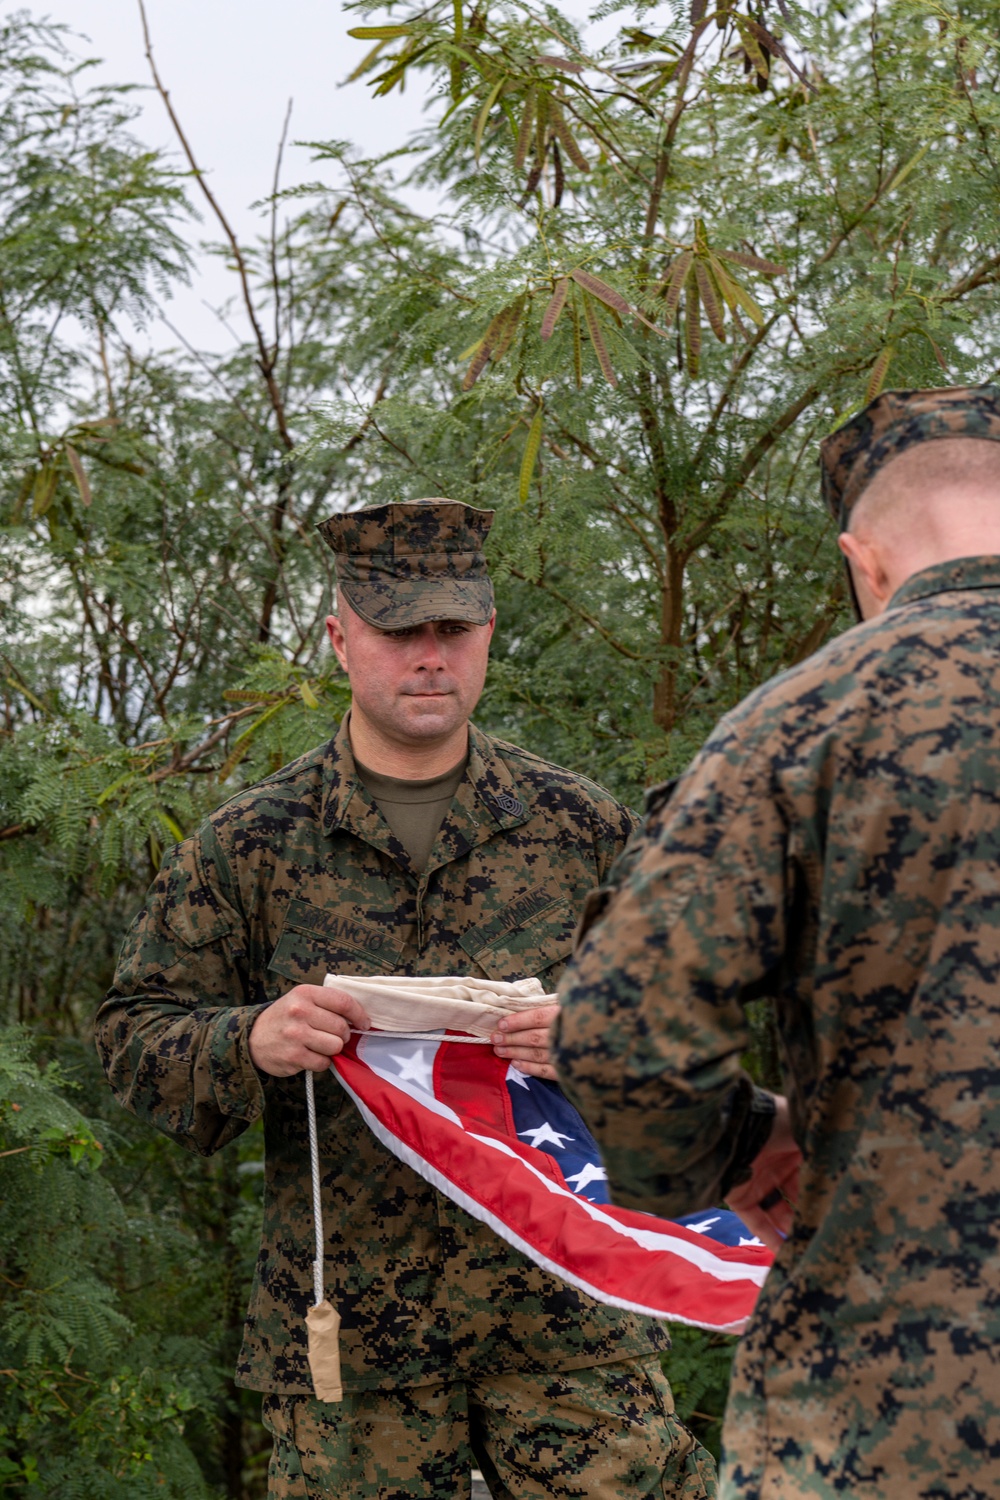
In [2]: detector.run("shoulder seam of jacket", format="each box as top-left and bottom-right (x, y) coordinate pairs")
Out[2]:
(207, 740), (330, 821)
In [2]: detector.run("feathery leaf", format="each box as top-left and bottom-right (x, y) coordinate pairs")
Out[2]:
(685, 278), (702, 377)
(695, 259), (726, 342)
(552, 138), (564, 206)
(549, 101), (590, 172)
(32, 465), (57, 518)
(462, 315), (504, 390)
(541, 278), (570, 339)
(716, 247), (787, 276)
(569, 268), (630, 316)
(866, 346), (894, 402)
(462, 302), (522, 388)
(519, 404), (544, 502)
(218, 699), (289, 783)
(535, 89), (549, 168)
(348, 25), (413, 39)
(474, 76), (506, 162)
(711, 260), (765, 325)
(514, 88), (536, 170)
(346, 39), (390, 83)
(582, 292), (618, 387)
(659, 249), (694, 320)
(64, 445), (92, 507)
(535, 55), (584, 75)
(492, 298), (525, 363)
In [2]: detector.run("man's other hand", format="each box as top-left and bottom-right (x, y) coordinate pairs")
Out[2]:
(726, 1095), (802, 1252)
(249, 985), (371, 1077)
(491, 1004), (560, 1081)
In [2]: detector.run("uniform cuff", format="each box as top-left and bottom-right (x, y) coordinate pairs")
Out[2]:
(208, 1005), (270, 1119)
(719, 1083), (777, 1194)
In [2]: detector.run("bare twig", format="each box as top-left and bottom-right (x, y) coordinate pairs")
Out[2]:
(270, 98), (294, 362)
(137, 0), (294, 452)
(138, 0), (302, 643)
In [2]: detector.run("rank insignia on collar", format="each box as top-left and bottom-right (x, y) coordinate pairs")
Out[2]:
(489, 791), (526, 819)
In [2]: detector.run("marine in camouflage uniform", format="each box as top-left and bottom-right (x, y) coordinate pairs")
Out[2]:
(95, 500), (716, 1500)
(554, 389), (1000, 1499)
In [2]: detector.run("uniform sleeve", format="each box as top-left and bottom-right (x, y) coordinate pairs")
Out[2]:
(94, 826), (268, 1157)
(554, 727), (787, 1218)
(592, 797), (642, 885)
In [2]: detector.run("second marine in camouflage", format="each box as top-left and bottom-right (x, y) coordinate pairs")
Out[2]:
(96, 500), (715, 1499)
(556, 387), (1000, 1498)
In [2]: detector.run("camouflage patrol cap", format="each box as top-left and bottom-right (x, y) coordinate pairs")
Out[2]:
(317, 500), (496, 628)
(820, 384), (1000, 529)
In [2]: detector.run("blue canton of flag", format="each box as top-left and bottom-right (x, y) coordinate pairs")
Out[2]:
(507, 1067), (612, 1202)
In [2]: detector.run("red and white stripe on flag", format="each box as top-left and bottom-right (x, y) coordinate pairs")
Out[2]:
(330, 1032), (772, 1334)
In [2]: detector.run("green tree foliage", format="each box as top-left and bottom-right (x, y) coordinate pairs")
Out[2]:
(1, 1), (999, 1491)
(0, 1027), (215, 1496)
(321, 0), (1000, 776)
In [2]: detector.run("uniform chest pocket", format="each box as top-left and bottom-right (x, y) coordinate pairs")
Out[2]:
(458, 887), (577, 986)
(268, 898), (404, 989)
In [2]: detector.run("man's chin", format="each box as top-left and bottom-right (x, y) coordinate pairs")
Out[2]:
(395, 705), (464, 740)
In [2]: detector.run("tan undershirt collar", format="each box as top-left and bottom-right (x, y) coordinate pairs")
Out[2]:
(354, 754), (468, 873)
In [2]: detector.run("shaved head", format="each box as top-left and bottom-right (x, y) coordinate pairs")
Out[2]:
(849, 438), (1000, 534)
(838, 438), (1000, 618)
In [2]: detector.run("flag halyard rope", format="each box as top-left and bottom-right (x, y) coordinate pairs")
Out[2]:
(305, 1068), (324, 1309)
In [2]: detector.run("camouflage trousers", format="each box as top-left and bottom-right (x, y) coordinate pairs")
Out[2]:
(262, 1354), (717, 1499)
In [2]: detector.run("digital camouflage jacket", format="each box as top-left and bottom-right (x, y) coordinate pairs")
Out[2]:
(96, 718), (667, 1394)
(555, 557), (1000, 1499)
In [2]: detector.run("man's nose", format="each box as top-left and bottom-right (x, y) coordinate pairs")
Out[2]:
(412, 625), (447, 669)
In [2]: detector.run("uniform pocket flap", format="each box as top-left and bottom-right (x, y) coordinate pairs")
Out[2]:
(459, 887), (576, 982)
(162, 842), (239, 950)
(269, 900), (403, 985)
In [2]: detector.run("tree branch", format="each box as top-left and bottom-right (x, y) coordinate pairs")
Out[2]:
(685, 383), (823, 557)
(506, 566), (645, 660)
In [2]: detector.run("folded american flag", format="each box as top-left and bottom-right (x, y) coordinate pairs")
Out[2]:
(330, 1031), (772, 1333)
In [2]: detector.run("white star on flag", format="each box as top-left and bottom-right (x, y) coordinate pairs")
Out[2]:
(564, 1161), (608, 1195)
(505, 1064), (531, 1089)
(517, 1122), (575, 1150)
(390, 1048), (435, 1092)
(685, 1217), (721, 1234)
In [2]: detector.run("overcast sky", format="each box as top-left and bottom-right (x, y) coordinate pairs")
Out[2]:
(14, 0), (433, 350)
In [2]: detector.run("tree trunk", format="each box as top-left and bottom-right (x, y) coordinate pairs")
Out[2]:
(653, 544), (686, 734)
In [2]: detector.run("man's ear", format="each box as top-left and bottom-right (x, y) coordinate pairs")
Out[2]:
(326, 614), (349, 673)
(837, 531), (892, 617)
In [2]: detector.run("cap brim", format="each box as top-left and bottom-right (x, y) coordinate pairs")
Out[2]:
(339, 579), (495, 629)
